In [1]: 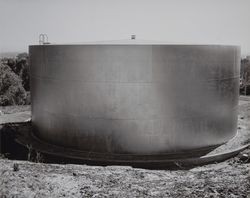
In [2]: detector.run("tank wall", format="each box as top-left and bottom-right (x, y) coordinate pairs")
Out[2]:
(29, 45), (240, 155)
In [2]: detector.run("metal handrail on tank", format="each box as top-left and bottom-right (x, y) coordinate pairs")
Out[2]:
(39, 34), (49, 45)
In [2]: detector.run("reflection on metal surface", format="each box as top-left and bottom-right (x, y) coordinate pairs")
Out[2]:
(29, 44), (240, 161)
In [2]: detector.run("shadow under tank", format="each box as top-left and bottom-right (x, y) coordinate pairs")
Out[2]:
(29, 43), (240, 164)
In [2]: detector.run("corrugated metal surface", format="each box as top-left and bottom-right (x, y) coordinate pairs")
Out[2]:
(29, 44), (240, 158)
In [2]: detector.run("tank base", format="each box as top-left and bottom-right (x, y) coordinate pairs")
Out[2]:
(14, 122), (249, 169)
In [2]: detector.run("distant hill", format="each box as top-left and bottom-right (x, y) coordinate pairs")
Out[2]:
(0, 52), (24, 58)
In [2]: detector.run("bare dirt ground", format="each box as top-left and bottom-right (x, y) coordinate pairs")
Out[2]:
(0, 100), (250, 198)
(0, 105), (31, 124)
(0, 105), (30, 115)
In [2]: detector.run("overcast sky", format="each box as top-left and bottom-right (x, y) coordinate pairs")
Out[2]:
(0, 0), (250, 56)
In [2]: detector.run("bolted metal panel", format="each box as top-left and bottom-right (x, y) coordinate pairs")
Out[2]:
(29, 44), (240, 158)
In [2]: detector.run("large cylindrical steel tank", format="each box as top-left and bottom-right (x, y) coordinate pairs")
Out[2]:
(29, 44), (240, 161)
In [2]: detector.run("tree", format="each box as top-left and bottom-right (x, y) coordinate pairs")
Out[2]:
(240, 58), (250, 95)
(6, 53), (30, 91)
(0, 62), (27, 106)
